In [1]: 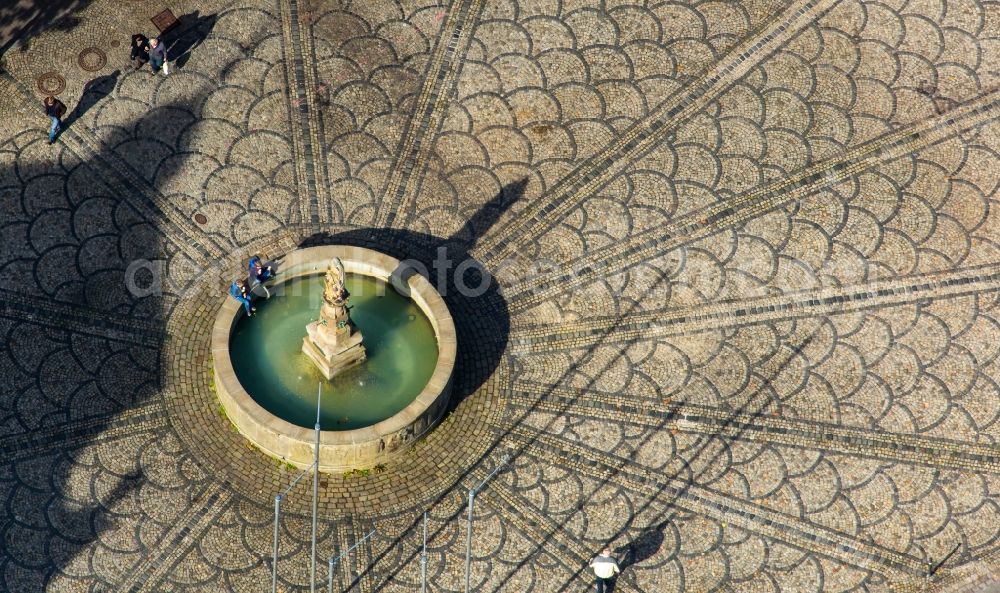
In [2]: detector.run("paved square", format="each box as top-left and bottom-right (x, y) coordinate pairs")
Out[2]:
(2, 0), (1000, 591)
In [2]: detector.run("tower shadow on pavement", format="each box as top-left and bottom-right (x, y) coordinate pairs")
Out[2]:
(0, 0), (87, 55)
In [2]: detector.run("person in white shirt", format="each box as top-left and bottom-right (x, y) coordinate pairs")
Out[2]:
(589, 547), (620, 593)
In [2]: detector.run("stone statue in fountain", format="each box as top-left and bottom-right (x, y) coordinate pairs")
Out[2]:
(302, 257), (366, 380)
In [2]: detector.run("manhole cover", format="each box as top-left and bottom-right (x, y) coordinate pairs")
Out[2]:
(78, 47), (107, 72)
(194, 213), (208, 225)
(36, 72), (66, 96)
(110, 40), (120, 48)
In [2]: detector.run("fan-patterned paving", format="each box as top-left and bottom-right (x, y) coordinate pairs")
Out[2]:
(1, 0), (999, 591)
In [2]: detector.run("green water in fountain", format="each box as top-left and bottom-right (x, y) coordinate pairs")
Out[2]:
(229, 274), (439, 430)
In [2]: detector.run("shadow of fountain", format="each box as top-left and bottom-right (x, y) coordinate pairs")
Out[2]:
(298, 178), (526, 409)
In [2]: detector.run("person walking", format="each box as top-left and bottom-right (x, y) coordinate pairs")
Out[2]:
(130, 33), (149, 70)
(147, 37), (168, 75)
(43, 95), (67, 144)
(229, 280), (255, 316)
(589, 547), (620, 593)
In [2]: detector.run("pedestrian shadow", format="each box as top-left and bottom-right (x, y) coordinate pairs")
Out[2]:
(62, 69), (120, 130)
(596, 521), (668, 592)
(618, 520), (667, 569)
(163, 11), (218, 69)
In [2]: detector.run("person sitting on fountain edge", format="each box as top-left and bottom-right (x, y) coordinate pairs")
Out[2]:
(248, 255), (274, 283)
(229, 279), (256, 316)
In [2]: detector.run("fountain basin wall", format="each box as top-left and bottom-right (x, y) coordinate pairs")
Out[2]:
(212, 246), (456, 472)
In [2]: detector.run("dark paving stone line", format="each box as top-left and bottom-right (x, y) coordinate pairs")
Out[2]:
(921, 561), (1000, 591)
(325, 516), (377, 593)
(281, 0), (323, 225)
(60, 135), (224, 262)
(479, 482), (623, 592)
(505, 389), (1000, 474)
(298, 10), (334, 225)
(357, 525), (415, 593)
(120, 482), (233, 593)
(0, 73), (225, 265)
(0, 289), (161, 347)
(347, 516), (376, 593)
(508, 263), (1000, 351)
(474, 0), (839, 267)
(503, 92), (1000, 310)
(329, 518), (353, 592)
(372, 0), (486, 230)
(496, 425), (924, 578)
(0, 402), (167, 461)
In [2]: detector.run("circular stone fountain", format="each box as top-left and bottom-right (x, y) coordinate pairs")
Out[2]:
(212, 246), (456, 472)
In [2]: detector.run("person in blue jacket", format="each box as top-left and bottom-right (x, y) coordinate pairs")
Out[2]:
(229, 280), (255, 315)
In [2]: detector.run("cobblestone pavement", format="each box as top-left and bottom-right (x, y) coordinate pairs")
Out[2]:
(2, 0), (1000, 591)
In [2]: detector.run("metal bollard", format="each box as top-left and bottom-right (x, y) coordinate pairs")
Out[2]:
(311, 383), (321, 593)
(272, 494), (282, 593)
(464, 490), (475, 593)
(421, 511), (428, 593)
(464, 455), (510, 593)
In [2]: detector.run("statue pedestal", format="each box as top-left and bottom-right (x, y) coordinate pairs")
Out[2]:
(302, 302), (366, 380)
